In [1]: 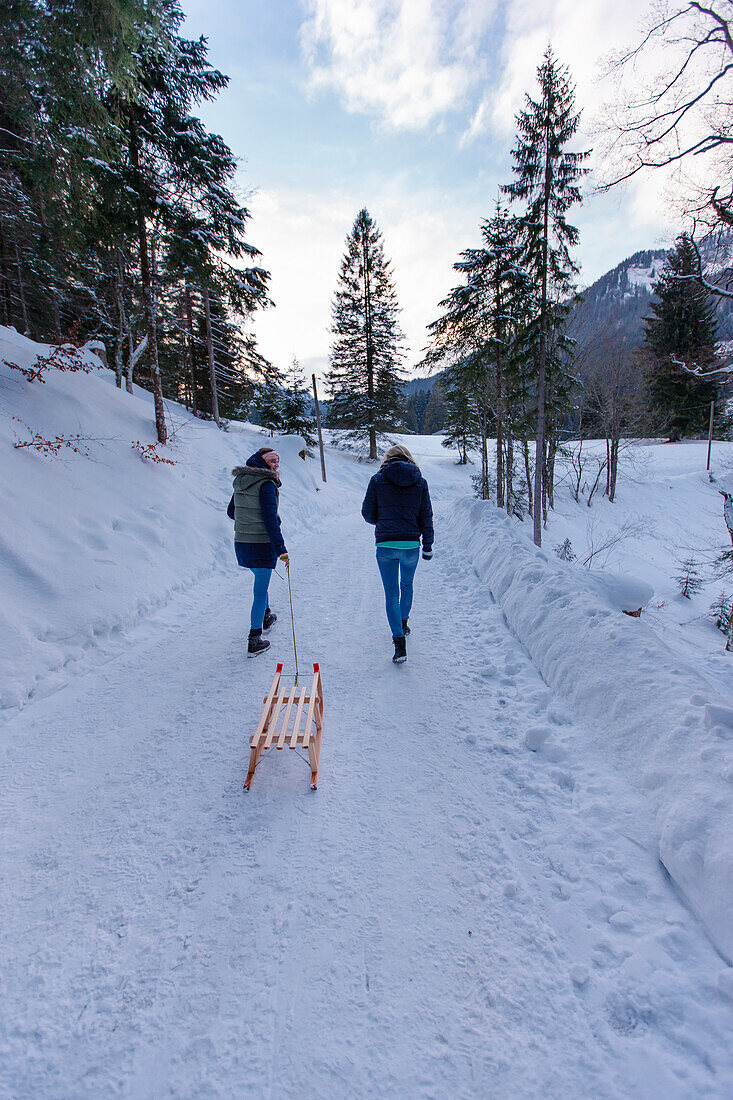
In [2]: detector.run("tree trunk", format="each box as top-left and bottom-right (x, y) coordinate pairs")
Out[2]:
(523, 437), (533, 517)
(183, 283), (198, 417)
(534, 140), (552, 547)
(312, 374), (327, 483)
(49, 283), (62, 340)
(114, 252), (126, 389)
(496, 352), (504, 508)
(0, 234), (9, 328)
(125, 313), (135, 393)
(34, 183), (62, 337)
(129, 113), (167, 444)
(506, 434), (514, 514)
(14, 241), (30, 334)
(546, 433), (556, 510)
(203, 284), (221, 428)
(542, 438), (549, 526)
(609, 437), (619, 502)
(361, 231), (377, 460)
(0, 224), (12, 329)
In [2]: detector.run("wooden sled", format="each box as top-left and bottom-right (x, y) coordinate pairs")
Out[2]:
(244, 663), (324, 791)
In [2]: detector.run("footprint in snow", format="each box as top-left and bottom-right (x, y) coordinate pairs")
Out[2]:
(570, 965), (589, 987)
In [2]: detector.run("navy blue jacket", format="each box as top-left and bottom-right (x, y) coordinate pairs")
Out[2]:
(361, 459), (434, 550)
(228, 452), (286, 568)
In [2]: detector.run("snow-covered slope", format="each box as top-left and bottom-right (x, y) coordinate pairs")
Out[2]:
(455, 499), (733, 963)
(0, 325), (343, 711)
(2, 328), (733, 1095)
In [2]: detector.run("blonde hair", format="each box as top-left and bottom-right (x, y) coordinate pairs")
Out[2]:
(381, 443), (415, 466)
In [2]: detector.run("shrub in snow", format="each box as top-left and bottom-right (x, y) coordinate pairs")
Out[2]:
(554, 537), (576, 561)
(3, 342), (100, 384)
(710, 592), (732, 634)
(675, 555), (704, 598)
(471, 472), (496, 501)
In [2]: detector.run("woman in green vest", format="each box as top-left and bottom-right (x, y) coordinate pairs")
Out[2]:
(227, 448), (289, 657)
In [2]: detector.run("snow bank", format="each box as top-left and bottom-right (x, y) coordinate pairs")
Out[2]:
(0, 326), (341, 712)
(453, 499), (733, 963)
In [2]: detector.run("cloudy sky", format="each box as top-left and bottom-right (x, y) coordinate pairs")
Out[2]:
(181, 0), (675, 380)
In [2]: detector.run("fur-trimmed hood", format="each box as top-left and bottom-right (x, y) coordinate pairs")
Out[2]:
(232, 465), (281, 487)
(232, 451), (282, 487)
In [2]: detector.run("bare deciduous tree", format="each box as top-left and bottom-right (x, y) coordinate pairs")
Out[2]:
(598, 2), (733, 228)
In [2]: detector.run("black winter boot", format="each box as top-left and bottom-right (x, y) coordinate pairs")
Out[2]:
(262, 608), (277, 632)
(392, 635), (407, 664)
(248, 628), (270, 658)
(402, 619), (411, 636)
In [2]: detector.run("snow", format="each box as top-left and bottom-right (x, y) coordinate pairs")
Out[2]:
(626, 261), (665, 292)
(453, 499), (733, 964)
(2, 327), (733, 1096)
(0, 325), (331, 712)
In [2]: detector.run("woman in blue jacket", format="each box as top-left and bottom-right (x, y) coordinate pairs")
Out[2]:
(361, 444), (434, 664)
(227, 447), (289, 657)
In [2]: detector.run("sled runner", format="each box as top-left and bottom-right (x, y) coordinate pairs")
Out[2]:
(244, 663), (325, 791)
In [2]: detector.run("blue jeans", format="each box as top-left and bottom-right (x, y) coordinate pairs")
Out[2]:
(248, 567), (272, 630)
(376, 546), (420, 637)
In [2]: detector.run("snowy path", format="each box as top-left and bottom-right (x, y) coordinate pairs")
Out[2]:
(2, 501), (733, 1098)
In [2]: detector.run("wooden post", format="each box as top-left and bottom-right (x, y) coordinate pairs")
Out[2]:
(707, 400), (715, 471)
(312, 373), (327, 483)
(203, 285), (221, 428)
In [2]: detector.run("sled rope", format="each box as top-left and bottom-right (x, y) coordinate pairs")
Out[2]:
(286, 559), (299, 686)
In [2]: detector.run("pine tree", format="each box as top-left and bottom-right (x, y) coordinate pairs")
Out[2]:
(326, 208), (405, 459)
(256, 377), (284, 436)
(404, 389), (430, 433)
(554, 538), (576, 561)
(675, 555), (704, 598)
(280, 357), (316, 444)
(440, 368), (479, 464)
(1, 0), (271, 444)
(710, 591), (732, 634)
(503, 47), (588, 546)
(425, 202), (531, 508)
(644, 234), (719, 440)
(0, 0), (146, 338)
(404, 394), (419, 433)
(423, 385), (447, 434)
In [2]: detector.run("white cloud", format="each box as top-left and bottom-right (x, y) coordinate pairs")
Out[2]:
(248, 0), (690, 374)
(300, 0), (497, 131)
(484, 0), (650, 138)
(472, 0), (677, 257)
(247, 181), (484, 379)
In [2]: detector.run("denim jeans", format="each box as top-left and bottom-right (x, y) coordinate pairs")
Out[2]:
(248, 567), (272, 630)
(376, 545), (420, 637)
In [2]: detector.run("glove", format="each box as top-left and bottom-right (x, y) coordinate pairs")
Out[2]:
(422, 548), (433, 560)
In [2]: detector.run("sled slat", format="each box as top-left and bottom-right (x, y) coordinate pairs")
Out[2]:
(290, 684), (308, 749)
(276, 686), (298, 750)
(264, 688), (287, 750)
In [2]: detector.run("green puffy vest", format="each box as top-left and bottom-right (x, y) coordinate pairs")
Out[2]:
(232, 466), (280, 543)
